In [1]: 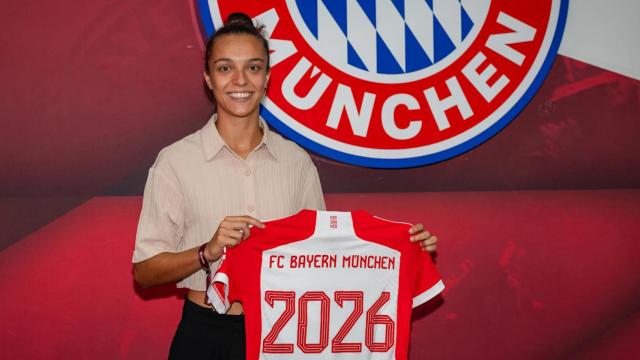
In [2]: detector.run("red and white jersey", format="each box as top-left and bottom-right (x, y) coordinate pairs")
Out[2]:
(208, 210), (444, 359)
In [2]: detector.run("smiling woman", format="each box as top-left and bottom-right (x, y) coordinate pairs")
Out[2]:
(131, 12), (326, 359)
(204, 15), (271, 131)
(204, 33), (270, 139)
(131, 11), (437, 360)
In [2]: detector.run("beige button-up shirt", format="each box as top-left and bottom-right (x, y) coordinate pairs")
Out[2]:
(133, 114), (325, 290)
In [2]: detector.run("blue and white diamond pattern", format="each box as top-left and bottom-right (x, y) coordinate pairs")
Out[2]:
(290, 0), (490, 76)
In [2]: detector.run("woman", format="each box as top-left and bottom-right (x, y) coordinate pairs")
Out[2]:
(132, 12), (438, 359)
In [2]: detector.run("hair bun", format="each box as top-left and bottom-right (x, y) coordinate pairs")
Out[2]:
(225, 12), (255, 29)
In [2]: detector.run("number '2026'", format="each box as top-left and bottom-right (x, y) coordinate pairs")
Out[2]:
(263, 290), (395, 354)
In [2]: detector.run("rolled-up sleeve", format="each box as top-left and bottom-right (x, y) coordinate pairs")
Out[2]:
(132, 154), (184, 263)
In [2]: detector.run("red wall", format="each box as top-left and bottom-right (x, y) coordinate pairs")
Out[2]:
(1, 192), (639, 359)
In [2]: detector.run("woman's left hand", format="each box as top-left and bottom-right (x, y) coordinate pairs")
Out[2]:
(409, 223), (437, 252)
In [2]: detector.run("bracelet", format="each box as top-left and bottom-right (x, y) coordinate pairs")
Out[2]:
(199, 244), (212, 305)
(198, 244), (211, 273)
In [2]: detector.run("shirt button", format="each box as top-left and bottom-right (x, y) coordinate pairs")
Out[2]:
(244, 169), (251, 176)
(247, 204), (255, 212)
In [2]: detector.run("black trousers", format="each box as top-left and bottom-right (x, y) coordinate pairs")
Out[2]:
(169, 298), (246, 359)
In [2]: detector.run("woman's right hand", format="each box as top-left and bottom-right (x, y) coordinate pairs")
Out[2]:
(205, 216), (265, 261)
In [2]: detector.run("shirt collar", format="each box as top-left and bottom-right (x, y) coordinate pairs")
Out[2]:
(201, 113), (278, 161)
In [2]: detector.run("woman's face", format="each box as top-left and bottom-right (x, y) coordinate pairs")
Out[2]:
(204, 33), (269, 121)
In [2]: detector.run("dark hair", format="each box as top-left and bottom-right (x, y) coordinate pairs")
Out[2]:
(204, 12), (270, 74)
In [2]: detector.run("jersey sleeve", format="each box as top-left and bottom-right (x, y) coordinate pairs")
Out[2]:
(207, 248), (238, 313)
(412, 251), (445, 308)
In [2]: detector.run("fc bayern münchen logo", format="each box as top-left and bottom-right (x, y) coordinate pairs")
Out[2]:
(196, 0), (569, 168)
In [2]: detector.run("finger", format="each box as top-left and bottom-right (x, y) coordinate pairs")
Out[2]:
(220, 222), (253, 240)
(421, 244), (437, 253)
(239, 223), (252, 240)
(225, 232), (246, 247)
(225, 216), (265, 229)
(225, 236), (241, 248)
(409, 223), (424, 234)
(419, 235), (437, 247)
(239, 227), (250, 241)
(221, 221), (254, 240)
(219, 228), (244, 242)
(410, 231), (431, 242)
(221, 220), (252, 231)
(420, 235), (438, 252)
